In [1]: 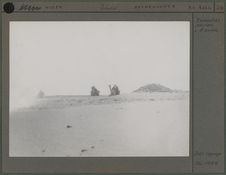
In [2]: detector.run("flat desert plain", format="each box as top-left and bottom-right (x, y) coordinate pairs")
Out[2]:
(10, 92), (189, 157)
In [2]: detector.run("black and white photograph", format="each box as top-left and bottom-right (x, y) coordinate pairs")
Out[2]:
(9, 21), (190, 157)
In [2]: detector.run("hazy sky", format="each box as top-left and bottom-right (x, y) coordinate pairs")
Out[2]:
(10, 21), (190, 99)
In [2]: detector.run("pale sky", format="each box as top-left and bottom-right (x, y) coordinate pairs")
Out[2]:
(10, 21), (190, 100)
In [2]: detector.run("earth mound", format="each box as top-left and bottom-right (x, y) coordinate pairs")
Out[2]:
(133, 84), (173, 93)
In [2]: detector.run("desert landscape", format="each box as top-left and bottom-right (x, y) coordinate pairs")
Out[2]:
(10, 84), (190, 157)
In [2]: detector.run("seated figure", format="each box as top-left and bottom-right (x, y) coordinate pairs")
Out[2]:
(109, 84), (120, 96)
(91, 86), (100, 96)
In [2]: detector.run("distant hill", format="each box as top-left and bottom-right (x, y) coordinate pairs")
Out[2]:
(133, 84), (173, 93)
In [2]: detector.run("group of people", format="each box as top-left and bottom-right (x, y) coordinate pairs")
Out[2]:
(91, 85), (120, 96)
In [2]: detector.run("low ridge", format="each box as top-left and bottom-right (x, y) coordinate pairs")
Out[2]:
(133, 83), (173, 93)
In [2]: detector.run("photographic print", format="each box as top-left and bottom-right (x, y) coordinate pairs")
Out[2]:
(9, 21), (190, 157)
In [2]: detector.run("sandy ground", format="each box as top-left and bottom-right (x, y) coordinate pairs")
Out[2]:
(10, 92), (189, 157)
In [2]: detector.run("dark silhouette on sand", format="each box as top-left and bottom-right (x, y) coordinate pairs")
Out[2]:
(91, 86), (100, 96)
(109, 85), (120, 96)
